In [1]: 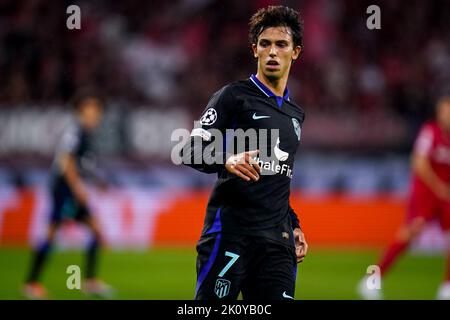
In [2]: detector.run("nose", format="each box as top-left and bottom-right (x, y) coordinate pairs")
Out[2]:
(269, 44), (277, 57)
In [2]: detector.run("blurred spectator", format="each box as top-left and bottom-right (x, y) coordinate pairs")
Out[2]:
(0, 0), (449, 147)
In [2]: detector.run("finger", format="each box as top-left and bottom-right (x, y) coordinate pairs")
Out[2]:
(298, 242), (308, 255)
(297, 245), (307, 258)
(236, 164), (259, 181)
(246, 150), (259, 157)
(296, 254), (305, 263)
(230, 166), (251, 181)
(299, 248), (306, 258)
(299, 243), (308, 256)
(236, 164), (258, 181)
(242, 162), (259, 180)
(248, 157), (261, 174)
(297, 252), (306, 263)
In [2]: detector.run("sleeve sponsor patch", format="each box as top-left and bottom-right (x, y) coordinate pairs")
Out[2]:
(190, 128), (212, 141)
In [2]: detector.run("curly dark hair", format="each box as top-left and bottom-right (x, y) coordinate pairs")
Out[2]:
(249, 5), (304, 49)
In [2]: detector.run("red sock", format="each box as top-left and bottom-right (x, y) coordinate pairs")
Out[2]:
(378, 240), (408, 276)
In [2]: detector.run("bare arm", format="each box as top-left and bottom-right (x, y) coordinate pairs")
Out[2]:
(59, 153), (88, 205)
(412, 153), (450, 200)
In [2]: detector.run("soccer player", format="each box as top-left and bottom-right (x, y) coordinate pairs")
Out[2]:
(23, 91), (113, 299)
(358, 96), (450, 300)
(181, 6), (308, 300)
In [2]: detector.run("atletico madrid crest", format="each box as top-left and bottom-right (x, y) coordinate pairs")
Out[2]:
(214, 278), (231, 298)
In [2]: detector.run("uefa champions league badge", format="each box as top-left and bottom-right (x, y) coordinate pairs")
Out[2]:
(200, 108), (218, 126)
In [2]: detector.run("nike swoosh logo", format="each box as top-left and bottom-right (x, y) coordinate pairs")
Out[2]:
(252, 113), (271, 120)
(282, 291), (294, 300)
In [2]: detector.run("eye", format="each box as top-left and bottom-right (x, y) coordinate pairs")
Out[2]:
(259, 40), (270, 47)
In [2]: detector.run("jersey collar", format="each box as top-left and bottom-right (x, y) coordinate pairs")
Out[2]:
(249, 74), (290, 107)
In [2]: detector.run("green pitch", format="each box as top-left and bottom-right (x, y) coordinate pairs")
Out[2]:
(0, 247), (445, 299)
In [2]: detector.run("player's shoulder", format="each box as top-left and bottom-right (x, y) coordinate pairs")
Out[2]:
(285, 98), (306, 122)
(59, 121), (82, 151)
(217, 78), (264, 97)
(209, 80), (257, 106)
(415, 120), (440, 148)
(209, 82), (241, 103)
(62, 121), (81, 139)
(420, 120), (439, 134)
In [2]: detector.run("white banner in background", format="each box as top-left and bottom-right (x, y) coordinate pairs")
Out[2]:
(0, 108), (190, 159)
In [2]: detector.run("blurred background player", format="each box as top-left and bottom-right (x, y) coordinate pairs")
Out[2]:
(23, 91), (113, 299)
(359, 96), (450, 300)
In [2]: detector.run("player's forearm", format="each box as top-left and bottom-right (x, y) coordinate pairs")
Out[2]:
(181, 136), (227, 174)
(412, 154), (447, 192)
(59, 155), (88, 204)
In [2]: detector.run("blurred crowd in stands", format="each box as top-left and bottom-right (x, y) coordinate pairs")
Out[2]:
(1, 0), (449, 142)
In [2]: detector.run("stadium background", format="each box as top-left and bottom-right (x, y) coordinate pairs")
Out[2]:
(0, 0), (449, 299)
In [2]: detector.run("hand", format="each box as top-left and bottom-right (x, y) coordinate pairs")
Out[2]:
(225, 150), (261, 182)
(294, 228), (308, 263)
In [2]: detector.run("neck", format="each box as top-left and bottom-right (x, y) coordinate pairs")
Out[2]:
(256, 72), (288, 97)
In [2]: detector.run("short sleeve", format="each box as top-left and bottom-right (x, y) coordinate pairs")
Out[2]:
(57, 126), (80, 155)
(414, 125), (434, 157)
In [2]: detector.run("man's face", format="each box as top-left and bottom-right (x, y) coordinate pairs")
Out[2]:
(252, 26), (301, 81)
(78, 98), (103, 130)
(437, 100), (450, 131)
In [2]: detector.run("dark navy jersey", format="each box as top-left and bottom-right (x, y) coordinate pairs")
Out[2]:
(182, 75), (305, 247)
(50, 122), (97, 189)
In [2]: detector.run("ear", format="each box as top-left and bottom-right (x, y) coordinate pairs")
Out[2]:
(251, 43), (258, 58)
(292, 46), (302, 61)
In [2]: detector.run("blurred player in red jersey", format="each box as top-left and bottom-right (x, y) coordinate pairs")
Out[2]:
(359, 96), (450, 300)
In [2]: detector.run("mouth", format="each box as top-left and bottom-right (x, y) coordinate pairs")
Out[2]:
(266, 60), (280, 70)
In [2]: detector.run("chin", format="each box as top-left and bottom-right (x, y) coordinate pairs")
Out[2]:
(264, 73), (281, 81)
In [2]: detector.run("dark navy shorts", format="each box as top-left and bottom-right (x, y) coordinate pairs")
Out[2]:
(194, 233), (297, 300)
(49, 181), (90, 225)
